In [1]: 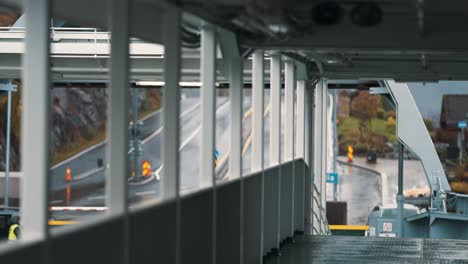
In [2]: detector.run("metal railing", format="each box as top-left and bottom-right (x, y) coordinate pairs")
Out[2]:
(312, 184), (331, 235)
(0, 27), (111, 43)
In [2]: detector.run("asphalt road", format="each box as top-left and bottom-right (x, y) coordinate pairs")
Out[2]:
(50, 90), (258, 221)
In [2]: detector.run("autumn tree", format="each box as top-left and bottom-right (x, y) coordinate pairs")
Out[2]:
(351, 91), (382, 149)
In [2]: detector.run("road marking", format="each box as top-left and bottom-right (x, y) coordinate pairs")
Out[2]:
(138, 102), (200, 146)
(49, 206), (107, 211)
(87, 195), (105, 201)
(149, 99), (229, 180)
(50, 200), (64, 205)
(73, 167), (105, 181)
(135, 190), (157, 196)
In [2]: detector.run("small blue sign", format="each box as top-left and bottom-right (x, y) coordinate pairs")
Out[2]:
(326, 172), (338, 184)
(458, 121), (467, 129)
(214, 149), (220, 160)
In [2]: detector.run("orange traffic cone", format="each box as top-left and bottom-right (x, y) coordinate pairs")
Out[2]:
(66, 166), (72, 182)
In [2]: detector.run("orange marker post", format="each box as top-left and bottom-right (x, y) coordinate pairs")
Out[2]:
(66, 166), (72, 182)
(347, 145), (354, 163)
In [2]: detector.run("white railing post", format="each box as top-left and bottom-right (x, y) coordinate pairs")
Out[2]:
(162, 7), (181, 200)
(106, 0), (129, 218)
(22, 0), (50, 242)
(320, 79), (328, 212)
(284, 59), (295, 161)
(270, 53), (282, 248)
(200, 24), (216, 188)
(270, 54), (281, 166)
(252, 51), (264, 172)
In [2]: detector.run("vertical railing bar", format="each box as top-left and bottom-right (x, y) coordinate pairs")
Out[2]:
(270, 53), (282, 248)
(22, 0), (50, 244)
(107, 1), (130, 263)
(251, 50), (264, 262)
(200, 24), (217, 264)
(297, 80), (306, 231)
(107, 0), (129, 217)
(161, 7), (182, 264)
(229, 59), (242, 179)
(161, 7), (181, 201)
(252, 51), (264, 172)
(200, 24), (216, 188)
(228, 54), (243, 263)
(284, 59), (295, 236)
(320, 79), (328, 212)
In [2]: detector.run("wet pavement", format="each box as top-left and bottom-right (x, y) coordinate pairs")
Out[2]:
(338, 156), (428, 206)
(265, 235), (468, 263)
(327, 162), (382, 225)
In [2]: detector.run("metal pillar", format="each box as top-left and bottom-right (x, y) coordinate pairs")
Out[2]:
(252, 51), (264, 172)
(296, 80), (305, 159)
(270, 54), (281, 166)
(270, 53), (281, 249)
(284, 59), (295, 161)
(107, 0), (130, 217)
(320, 79), (328, 212)
(332, 89), (338, 201)
(229, 58), (243, 178)
(284, 59), (295, 236)
(162, 8), (181, 200)
(22, 0), (50, 241)
(200, 24), (217, 264)
(304, 82), (313, 235)
(131, 88), (142, 180)
(313, 81), (323, 195)
(397, 142), (404, 237)
(252, 50), (265, 261)
(1, 83), (15, 208)
(200, 24), (216, 188)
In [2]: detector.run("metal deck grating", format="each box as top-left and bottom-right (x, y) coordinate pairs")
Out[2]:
(264, 235), (468, 263)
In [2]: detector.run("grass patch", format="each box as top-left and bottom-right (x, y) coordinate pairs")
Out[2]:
(51, 128), (107, 165)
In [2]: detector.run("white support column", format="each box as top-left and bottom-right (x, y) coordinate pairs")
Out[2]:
(162, 8), (181, 199)
(229, 58), (243, 178)
(270, 53), (282, 248)
(252, 51), (264, 172)
(270, 54), (281, 166)
(284, 59), (295, 161)
(297, 80), (305, 159)
(284, 59), (295, 236)
(320, 79), (329, 210)
(22, 0), (50, 241)
(200, 25), (216, 187)
(251, 50), (265, 263)
(106, 0), (129, 216)
(313, 81), (323, 195)
(303, 83), (313, 235)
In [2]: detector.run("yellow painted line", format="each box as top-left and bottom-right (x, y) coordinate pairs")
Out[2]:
(329, 225), (369, 231)
(48, 220), (78, 226)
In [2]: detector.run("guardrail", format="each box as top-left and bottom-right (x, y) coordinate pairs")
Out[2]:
(0, 27), (111, 43)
